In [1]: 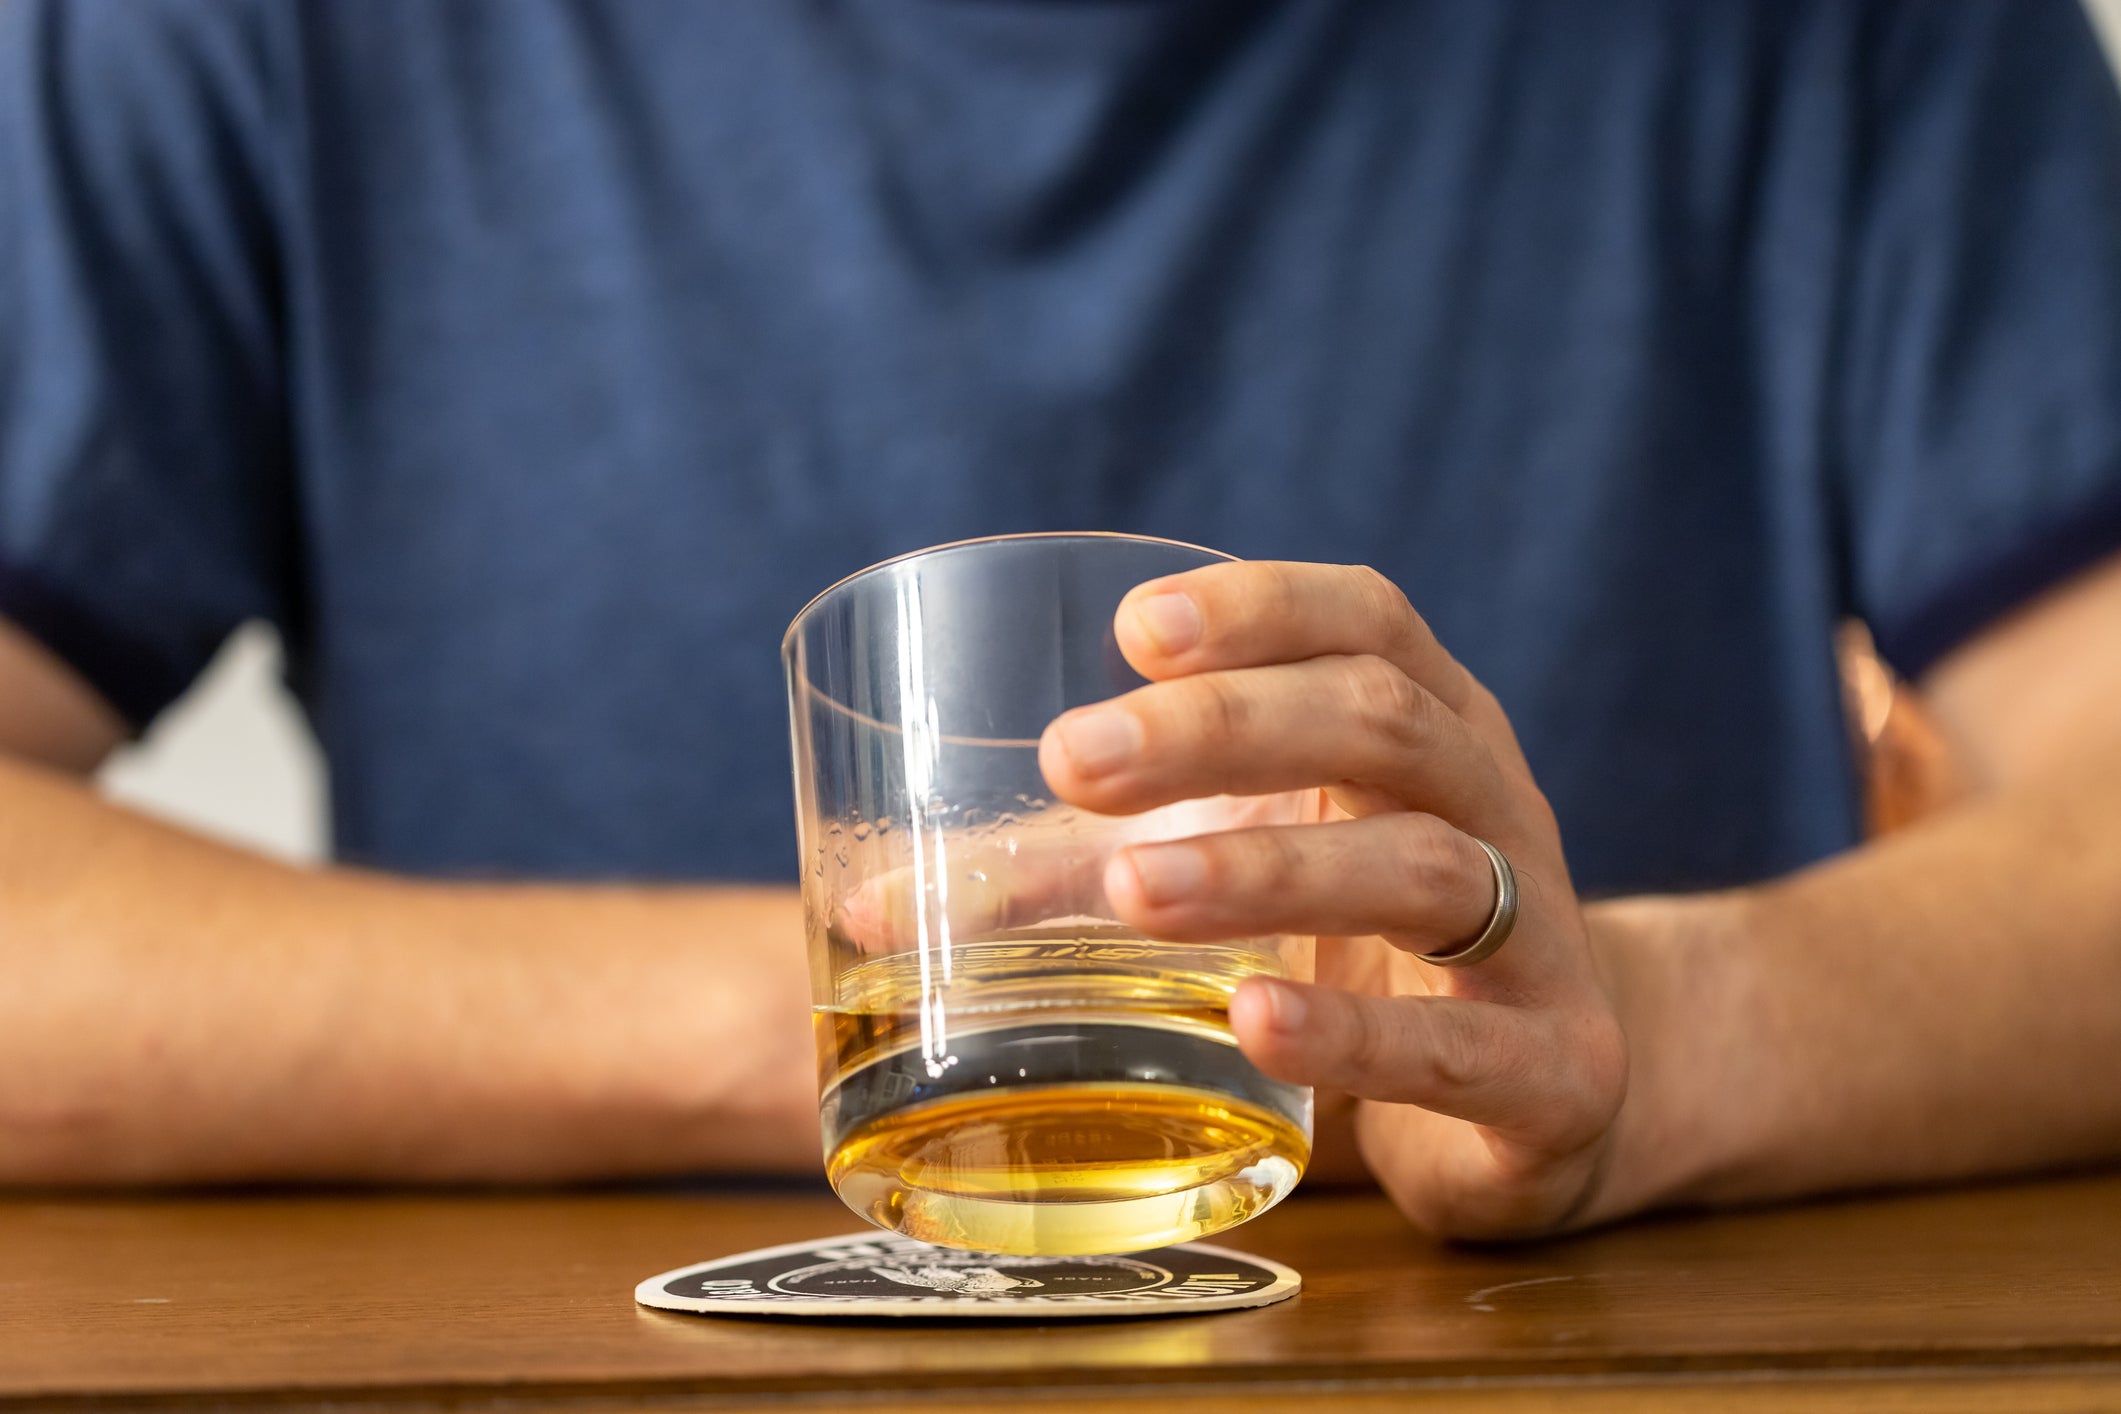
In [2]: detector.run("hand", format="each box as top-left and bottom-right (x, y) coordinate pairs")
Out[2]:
(1037, 562), (1628, 1239)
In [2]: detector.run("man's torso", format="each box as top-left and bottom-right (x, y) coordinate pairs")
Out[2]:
(215, 1), (1873, 888)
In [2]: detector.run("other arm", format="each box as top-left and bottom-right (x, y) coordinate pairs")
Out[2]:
(1588, 551), (2121, 1222)
(0, 618), (818, 1184)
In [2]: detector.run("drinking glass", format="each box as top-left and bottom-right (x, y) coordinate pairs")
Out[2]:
(784, 533), (1316, 1256)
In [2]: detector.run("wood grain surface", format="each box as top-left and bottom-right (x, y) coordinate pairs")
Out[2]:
(2, 1171), (2117, 1410)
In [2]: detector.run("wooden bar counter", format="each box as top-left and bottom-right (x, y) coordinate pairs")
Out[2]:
(3, 1171), (2117, 1411)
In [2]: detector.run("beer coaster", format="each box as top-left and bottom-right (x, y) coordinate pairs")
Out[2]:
(635, 1231), (1300, 1319)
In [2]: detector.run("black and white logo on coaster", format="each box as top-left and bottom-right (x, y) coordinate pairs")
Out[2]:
(636, 1232), (1299, 1318)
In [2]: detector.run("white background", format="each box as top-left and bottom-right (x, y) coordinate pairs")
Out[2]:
(95, 0), (2121, 866)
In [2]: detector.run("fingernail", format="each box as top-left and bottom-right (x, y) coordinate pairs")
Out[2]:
(1131, 592), (1202, 655)
(1125, 844), (1206, 905)
(1262, 980), (1308, 1032)
(1055, 708), (1142, 776)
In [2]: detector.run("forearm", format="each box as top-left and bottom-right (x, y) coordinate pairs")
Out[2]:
(1591, 746), (2121, 1221)
(0, 755), (818, 1184)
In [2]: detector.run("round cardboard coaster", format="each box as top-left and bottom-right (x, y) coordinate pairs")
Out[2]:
(635, 1231), (1300, 1319)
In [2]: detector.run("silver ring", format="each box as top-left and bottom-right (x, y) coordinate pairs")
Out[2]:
(1416, 837), (1518, 968)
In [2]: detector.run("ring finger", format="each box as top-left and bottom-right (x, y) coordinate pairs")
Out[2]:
(1106, 812), (1499, 959)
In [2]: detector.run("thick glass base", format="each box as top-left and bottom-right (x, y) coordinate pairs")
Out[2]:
(826, 1077), (1309, 1256)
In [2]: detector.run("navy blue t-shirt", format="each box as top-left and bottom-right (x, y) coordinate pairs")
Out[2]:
(5, 0), (2121, 894)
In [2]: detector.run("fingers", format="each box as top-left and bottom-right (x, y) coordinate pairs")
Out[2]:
(1105, 813), (1496, 957)
(1230, 978), (1622, 1152)
(1230, 978), (1529, 1125)
(1040, 655), (1508, 833)
(1115, 561), (1481, 716)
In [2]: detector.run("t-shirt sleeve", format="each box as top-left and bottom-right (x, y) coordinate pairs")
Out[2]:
(0, 0), (293, 728)
(1837, 0), (2121, 679)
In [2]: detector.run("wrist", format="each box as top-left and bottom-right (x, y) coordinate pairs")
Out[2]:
(1573, 888), (1759, 1225)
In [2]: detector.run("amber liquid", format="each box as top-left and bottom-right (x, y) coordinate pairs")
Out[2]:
(816, 934), (1311, 1255)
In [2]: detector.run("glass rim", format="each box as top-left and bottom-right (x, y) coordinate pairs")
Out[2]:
(780, 530), (1236, 654)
